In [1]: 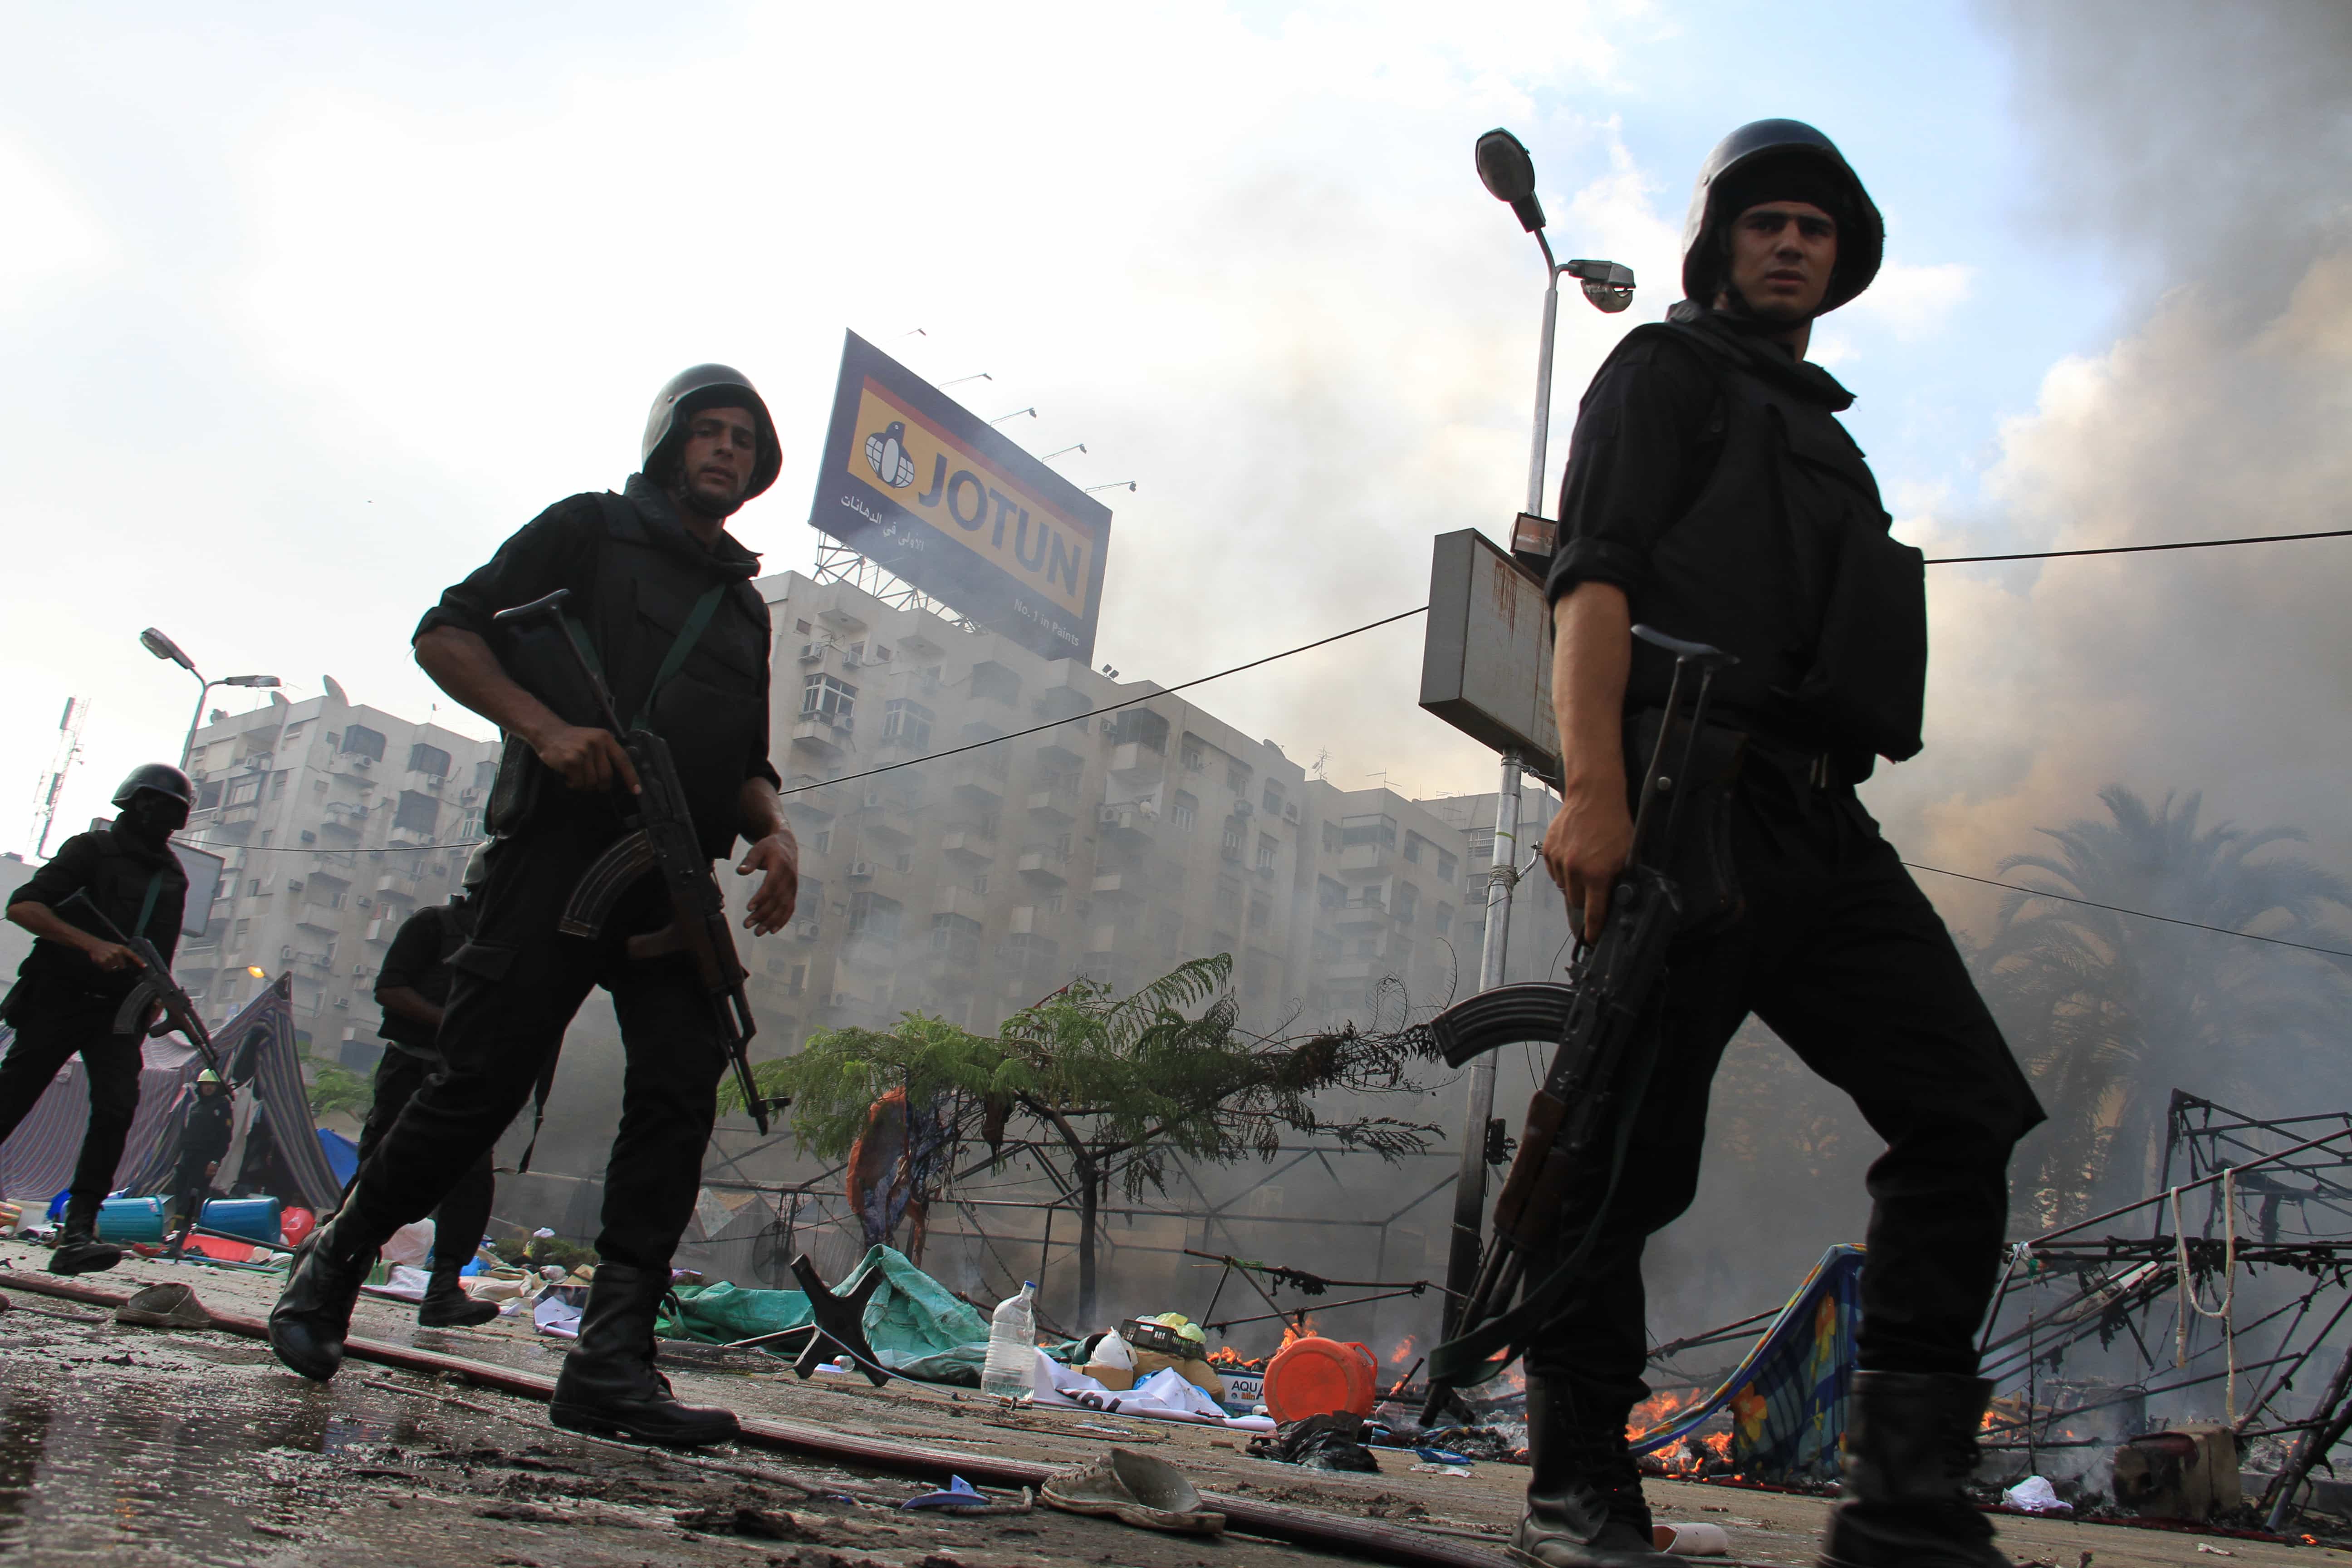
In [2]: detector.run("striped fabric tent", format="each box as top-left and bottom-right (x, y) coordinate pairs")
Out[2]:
(0, 974), (343, 1214)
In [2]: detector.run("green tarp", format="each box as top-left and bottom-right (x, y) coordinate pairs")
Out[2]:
(657, 1245), (993, 1381)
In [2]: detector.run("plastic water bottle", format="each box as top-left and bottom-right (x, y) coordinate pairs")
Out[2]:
(980, 1280), (1039, 1400)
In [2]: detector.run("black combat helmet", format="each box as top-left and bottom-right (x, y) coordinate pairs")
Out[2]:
(112, 763), (194, 811)
(1681, 119), (1883, 315)
(641, 364), (781, 502)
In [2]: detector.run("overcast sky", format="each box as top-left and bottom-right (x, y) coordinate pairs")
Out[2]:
(2, 1), (2343, 948)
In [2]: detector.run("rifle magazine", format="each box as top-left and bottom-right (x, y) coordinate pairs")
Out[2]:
(559, 830), (659, 939)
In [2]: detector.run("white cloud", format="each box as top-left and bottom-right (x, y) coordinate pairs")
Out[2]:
(1847, 258), (1973, 341)
(0, 134), (112, 306)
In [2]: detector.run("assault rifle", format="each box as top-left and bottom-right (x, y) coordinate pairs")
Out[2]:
(1422, 626), (1735, 1421)
(56, 889), (225, 1080)
(493, 588), (777, 1135)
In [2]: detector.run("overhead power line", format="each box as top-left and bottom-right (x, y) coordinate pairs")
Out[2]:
(1901, 862), (2352, 961)
(176, 522), (2351, 854)
(1924, 526), (2352, 565)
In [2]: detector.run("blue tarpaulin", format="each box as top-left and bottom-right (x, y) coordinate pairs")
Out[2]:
(318, 1127), (358, 1187)
(1631, 1243), (1864, 1482)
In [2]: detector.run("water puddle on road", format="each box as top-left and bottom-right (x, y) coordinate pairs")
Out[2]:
(0, 1367), (441, 1561)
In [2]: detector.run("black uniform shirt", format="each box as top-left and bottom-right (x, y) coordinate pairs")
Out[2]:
(8, 826), (188, 1001)
(373, 902), (471, 1055)
(417, 473), (780, 858)
(180, 1093), (234, 1168)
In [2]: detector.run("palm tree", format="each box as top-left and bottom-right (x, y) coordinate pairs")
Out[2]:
(1972, 787), (2352, 1222)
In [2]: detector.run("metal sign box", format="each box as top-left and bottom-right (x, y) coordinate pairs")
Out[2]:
(1418, 529), (1561, 784)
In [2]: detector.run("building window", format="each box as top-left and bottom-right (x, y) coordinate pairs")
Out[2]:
(1438, 850), (1458, 884)
(1213, 878), (1242, 924)
(196, 779), (224, 810)
(930, 912), (982, 963)
(407, 743), (452, 778)
(882, 698), (934, 750)
(1318, 876), (1345, 911)
(1181, 737), (1205, 771)
(1044, 893), (1065, 914)
(1247, 895), (1270, 930)
(1112, 709), (1169, 752)
(812, 829), (831, 854)
(1342, 814), (1398, 850)
(1434, 903), (1454, 937)
(1170, 791), (1198, 832)
(847, 892), (901, 945)
(1396, 882), (1420, 923)
(1470, 829), (1495, 864)
(227, 775), (261, 807)
(340, 725), (387, 761)
(1322, 821), (1340, 853)
(970, 662), (1020, 706)
(1262, 784), (1283, 815)
(802, 673), (857, 724)
(1403, 832), (1424, 864)
(1226, 762), (1250, 794)
(1221, 825), (1244, 855)
(232, 918), (250, 942)
(393, 791), (440, 833)
(269, 774), (287, 800)
(1255, 833), (1277, 871)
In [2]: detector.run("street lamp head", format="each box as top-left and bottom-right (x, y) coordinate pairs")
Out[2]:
(1475, 128), (1547, 233)
(140, 627), (197, 673)
(220, 675), (281, 689)
(1565, 258), (1637, 314)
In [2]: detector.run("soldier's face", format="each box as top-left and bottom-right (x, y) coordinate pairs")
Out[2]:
(677, 407), (760, 514)
(1724, 201), (1837, 320)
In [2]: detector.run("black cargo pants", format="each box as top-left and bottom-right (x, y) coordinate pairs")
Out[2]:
(355, 1046), (496, 1274)
(0, 994), (142, 1208)
(1524, 745), (2045, 1400)
(342, 806), (730, 1272)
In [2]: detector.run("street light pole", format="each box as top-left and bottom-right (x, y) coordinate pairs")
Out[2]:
(1443, 130), (1637, 1328)
(139, 628), (280, 772)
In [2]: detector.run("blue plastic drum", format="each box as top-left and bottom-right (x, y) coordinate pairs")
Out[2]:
(201, 1197), (284, 1244)
(94, 1196), (167, 1243)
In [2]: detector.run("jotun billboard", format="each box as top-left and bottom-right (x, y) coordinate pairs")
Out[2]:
(808, 332), (1113, 664)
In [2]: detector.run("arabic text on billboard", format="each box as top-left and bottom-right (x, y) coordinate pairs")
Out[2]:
(809, 332), (1113, 663)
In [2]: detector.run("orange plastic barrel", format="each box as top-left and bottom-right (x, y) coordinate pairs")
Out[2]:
(1263, 1336), (1378, 1421)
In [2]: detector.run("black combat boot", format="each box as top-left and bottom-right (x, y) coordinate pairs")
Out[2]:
(266, 1207), (384, 1381)
(46, 1196), (122, 1276)
(1511, 1376), (1677, 1568)
(1818, 1371), (2007, 1568)
(417, 1268), (499, 1328)
(550, 1261), (739, 1448)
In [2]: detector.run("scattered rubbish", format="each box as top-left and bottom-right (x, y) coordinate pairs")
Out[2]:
(1410, 1462), (1472, 1476)
(2002, 1475), (2072, 1514)
(672, 1504), (825, 1541)
(1414, 1445), (1474, 1466)
(982, 1280), (1040, 1399)
(2195, 1547), (2234, 1558)
(1654, 1521), (1731, 1556)
(1041, 1448), (1225, 1535)
(1248, 1411), (1381, 1472)
(113, 1282), (211, 1329)
(902, 1475), (987, 1509)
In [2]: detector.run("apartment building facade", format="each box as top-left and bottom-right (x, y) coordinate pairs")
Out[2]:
(746, 569), (1575, 1050)
(171, 693), (499, 1065)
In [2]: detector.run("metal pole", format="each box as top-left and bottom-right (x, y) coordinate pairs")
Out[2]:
(180, 676), (216, 773)
(1524, 233), (1562, 517)
(1443, 754), (1524, 1326)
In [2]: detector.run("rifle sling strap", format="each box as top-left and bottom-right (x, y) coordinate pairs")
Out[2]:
(134, 870), (165, 942)
(559, 585), (728, 732)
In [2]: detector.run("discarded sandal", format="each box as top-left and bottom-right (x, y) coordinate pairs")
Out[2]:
(115, 1283), (212, 1329)
(1041, 1448), (1224, 1536)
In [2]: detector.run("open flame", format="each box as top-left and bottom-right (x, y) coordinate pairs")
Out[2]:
(1627, 1387), (1699, 1441)
(1205, 1344), (1249, 1368)
(1275, 1314), (1321, 1352)
(1389, 1334), (1419, 1366)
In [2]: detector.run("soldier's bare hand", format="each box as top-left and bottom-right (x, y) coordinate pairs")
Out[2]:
(531, 723), (642, 796)
(85, 941), (144, 974)
(737, 832), (799, 935)
(1541, 784), (1633, 943)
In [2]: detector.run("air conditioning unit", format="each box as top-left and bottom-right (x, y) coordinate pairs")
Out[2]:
(790, 920), (820, 940)
(332, 997), (349, 1010)
(1284, 803), (1300, 822)
(351, 756), (372, 769)
(821, 990), (856, 1008)
(286, 878), (305, 892)
(351, 963), (371, 976)
(841, 651), (862, 668)
(798, 642), (825, 662)
(861, 791), (887, 809)
(355, 896), (371, 909)
(1233, 801), (1254, 818)
(847, 861), (876, 879)
(1099, 718), (1117, 735)
(299, 830), (316, 844)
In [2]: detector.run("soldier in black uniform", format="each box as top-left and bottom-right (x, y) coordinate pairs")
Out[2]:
(270, 366), (799, 1448)
(1529, 123), (2044, 1568)
(0, 764), (192, 1275)
(167, 1068), (234, 1250)
(360, 848), (500, 1328)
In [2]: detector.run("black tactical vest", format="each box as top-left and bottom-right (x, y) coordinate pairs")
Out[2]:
(489, 490), (772, 859)
(1620, 312), (1926, 774)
